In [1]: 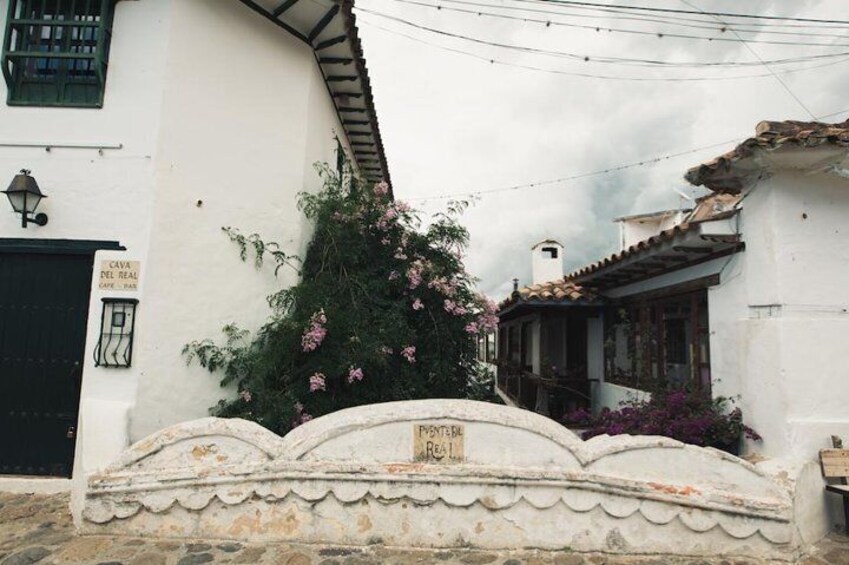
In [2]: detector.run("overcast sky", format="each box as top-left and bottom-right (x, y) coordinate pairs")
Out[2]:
(354, 0), (849, 299)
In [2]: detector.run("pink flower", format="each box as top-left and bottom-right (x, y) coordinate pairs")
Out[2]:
(301, 309), (328, 352)
(401, 346), (416, 364)
(429, 276), (458, 297)
(443, 298), (468, 316)
(412, 298), (424, 311)
(291, 401), (313, 427)
(373, 181), (390, 197)
(309, 372), (326, 392)
(395, 201), (411, 213)
(407, 260), (424, 290)
(465, 322), (479, 334)
(383, 207), (398, 221)
(388, 270), (400, 281)
(239, 390), (252, 403)
(348, 366), (364, 383)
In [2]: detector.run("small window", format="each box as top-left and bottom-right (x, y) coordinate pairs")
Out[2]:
(541, 246), (558, 259)
(2, 0), (117, 107)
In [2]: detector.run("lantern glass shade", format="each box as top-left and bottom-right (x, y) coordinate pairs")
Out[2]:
(3, 171), (46, 214)
(5, 190), (28, 213)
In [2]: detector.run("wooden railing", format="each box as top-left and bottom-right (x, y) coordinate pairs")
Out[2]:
(496, 362), (596, 421)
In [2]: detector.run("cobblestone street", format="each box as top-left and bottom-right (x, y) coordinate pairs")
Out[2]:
(1, 493), (847, 565)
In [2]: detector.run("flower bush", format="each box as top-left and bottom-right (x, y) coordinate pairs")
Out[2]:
(562, 388), (761, 453)
(184, 160), (498, 435)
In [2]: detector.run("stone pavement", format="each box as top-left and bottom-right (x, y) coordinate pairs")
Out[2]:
(1, 492), (848, 565)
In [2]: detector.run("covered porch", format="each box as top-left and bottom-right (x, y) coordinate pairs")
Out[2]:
(495, 282), (602, 421)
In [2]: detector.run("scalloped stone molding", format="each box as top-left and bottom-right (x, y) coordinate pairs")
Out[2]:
(82, 400), (816, 561)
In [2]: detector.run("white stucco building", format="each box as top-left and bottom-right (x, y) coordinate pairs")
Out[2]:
(0, 0), (389, 490)
(496, 119), (849, 461)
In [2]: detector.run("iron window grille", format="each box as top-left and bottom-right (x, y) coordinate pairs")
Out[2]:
(94, 297), (137, 368)
(2, 0), (117, 107)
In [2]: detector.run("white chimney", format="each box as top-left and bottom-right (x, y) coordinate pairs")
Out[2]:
(531, 240), (564, 284)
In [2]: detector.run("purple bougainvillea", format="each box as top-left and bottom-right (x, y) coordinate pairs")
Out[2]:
(562, 388), (761, 453)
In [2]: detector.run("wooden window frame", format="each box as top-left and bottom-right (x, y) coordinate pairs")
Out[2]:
(2, 0), (117, 108)
(604, 277), (716, 393)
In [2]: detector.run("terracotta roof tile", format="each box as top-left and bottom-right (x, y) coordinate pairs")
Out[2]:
(568, 222), (693, 280)
(685, 119), (849, 192)
(498, 279), (595, 312)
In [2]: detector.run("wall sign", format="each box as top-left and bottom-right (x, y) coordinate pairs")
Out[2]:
(413, 423), (465, 463)
(99, 260), (140, 291)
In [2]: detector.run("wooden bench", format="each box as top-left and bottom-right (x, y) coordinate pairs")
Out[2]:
(820, 435), (849, 534)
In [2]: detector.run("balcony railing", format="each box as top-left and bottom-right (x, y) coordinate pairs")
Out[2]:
(496, 361), (595, 421)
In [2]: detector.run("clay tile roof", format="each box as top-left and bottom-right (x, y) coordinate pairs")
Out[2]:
(567, 222), (693, 280)
(498, 279), (596, 312)
(685, 119), (849, 193)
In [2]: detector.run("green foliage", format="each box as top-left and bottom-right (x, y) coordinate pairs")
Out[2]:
(184, 162), (499, 434)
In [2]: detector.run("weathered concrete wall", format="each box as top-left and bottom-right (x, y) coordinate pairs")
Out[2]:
(82, 400), (824, 561)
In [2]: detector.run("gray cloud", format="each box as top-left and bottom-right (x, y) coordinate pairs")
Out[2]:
(358, 0), (849, 297)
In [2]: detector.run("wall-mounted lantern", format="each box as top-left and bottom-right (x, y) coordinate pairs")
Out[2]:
(94, 298), (138, 368)
(2, 169), (48, 227)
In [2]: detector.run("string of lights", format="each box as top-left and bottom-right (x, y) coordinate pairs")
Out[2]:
(356, 15), (849, 82)
(356, 5), (849, 69)
(405, 107), (849, 204)
(372, 0), (849, 48)
(528, 0), (849, 26)
(414, 0), (849, 37)
(678, 0), (817, 121)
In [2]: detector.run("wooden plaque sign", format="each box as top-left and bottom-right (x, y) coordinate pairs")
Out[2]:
(413, 423), (464, 463)
(99, 260), (140, 291)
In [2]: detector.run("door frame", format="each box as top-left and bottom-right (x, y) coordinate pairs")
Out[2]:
(0, 238), (124, 477)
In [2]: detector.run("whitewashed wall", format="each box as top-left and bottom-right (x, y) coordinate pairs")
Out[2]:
(0, 0), (354, 489)
(711, 169), (849, 461)
(129, 0), (350, 444)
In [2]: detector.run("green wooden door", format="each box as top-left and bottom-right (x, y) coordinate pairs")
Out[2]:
(0, 252), (94, 477)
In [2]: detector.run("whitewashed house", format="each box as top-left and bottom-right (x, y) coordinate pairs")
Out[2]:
(497, 119), (849, 463)
(0, 0), (389, 489)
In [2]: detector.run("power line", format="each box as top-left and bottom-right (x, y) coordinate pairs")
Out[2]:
(378, 0), (849, 48)
(408, 139), (741, 202)
(407, 107), (849, 203)
(358, 5), (849, 69)
(356, 14), (849, 82)
(529, 0), (849, 26)
(426, 0), (849, 37)
(679, 0), (817, 120)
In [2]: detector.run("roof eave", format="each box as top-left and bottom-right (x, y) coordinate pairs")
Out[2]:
(240, 0), (391, 190)
(569, 222), (742, 290)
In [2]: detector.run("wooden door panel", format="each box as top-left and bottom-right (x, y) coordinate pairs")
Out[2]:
(0, 252), (93, 477)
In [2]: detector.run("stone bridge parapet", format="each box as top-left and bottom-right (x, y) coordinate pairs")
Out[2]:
(81, 399), (824, 561)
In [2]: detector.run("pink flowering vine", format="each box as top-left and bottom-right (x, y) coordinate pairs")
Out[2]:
(407, 260), (424, 290)
(373, 181), (390, 197)
(412, 298), (424, 311)
(239, 390), (252, 403)
(292, 402), (313, 427)
(348, 366), (364, 383)
(401, 346), (416, 364)
(301, 309), (328, 352)
(443, 299), (468, 316)
(309, 372), (326, 392)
